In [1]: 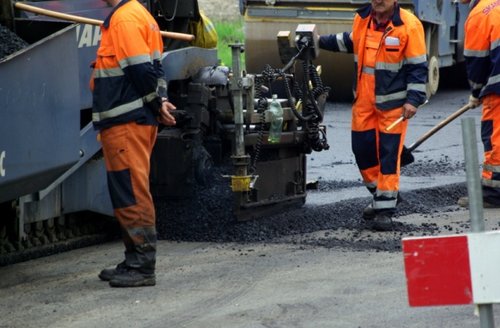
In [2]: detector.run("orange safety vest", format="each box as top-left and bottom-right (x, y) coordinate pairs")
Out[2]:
(91, 0), (167, 130)
(319, 4), (428, 109)
(464, 0), (500, 193)
(463, 0), (500, 99)
(351, 4), (427, 110)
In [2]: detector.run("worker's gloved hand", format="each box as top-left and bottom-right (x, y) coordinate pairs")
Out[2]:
(158, 99), (177, 126)
(468, 95), (481, 109)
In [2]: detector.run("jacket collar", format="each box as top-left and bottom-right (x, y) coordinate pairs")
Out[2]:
(357, 2), (404, 27)
(103, 0), (130, 29)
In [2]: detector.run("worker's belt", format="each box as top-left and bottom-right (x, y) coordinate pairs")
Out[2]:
(362, 66), (375, 75)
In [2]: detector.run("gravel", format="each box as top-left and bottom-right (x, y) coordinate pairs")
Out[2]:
(155, 158), (469, 253)
(0, 24), (28, 60)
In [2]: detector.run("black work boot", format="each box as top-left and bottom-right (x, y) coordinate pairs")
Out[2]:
(363, 194), (404, 220)
(363, 204), (376, 219)
(457, 196), (500, 208)
(364, 206), (393, 230)
(369, 210), (395, 231)
(109, 268), (156, 287)
(98, 261), (127, 281)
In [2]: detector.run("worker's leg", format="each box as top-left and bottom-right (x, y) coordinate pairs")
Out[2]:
(373, 107), (407, 211)
(481, 94), (500, 206)
(100, 122), (158, 275)
(352, 75), (379, 193)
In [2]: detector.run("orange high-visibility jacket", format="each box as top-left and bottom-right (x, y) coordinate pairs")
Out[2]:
(463, 0), (500, 99)
(91, 0), (167, 130)
(319, 4), (427, 110)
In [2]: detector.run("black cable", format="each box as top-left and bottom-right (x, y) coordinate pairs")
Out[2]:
(156, 0), (178, 22)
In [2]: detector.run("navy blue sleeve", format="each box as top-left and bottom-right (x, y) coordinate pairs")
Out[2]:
(319, 32), (353, 53)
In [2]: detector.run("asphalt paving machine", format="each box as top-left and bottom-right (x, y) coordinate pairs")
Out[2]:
(0, 0), (329, 260)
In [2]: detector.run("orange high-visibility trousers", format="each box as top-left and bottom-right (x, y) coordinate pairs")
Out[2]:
(481, 94), (500, 204)
(352, 70), (407, 210)
(100, 121), (158, 273)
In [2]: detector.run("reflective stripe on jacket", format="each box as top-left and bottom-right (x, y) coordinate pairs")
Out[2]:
(463, 0), (500, 99)
(319, 4), (427, 110)
(91, 0), (167, 130)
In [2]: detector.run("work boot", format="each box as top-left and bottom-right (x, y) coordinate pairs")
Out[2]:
(368, 210), (395, 232)
(457, 197), (500, 209)
(98, 261), (127, 281)
(109, 268), (156, 288)
(362, 193), (404, 220)
(363, 204), (376, 220)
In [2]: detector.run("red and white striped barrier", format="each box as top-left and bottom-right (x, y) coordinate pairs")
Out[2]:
(403, 231), (500, 306)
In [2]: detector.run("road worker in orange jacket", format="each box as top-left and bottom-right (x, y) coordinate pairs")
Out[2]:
(319, 0), (428, 230)
(458, 0), (500, 208)
(91, 0), (176, 287)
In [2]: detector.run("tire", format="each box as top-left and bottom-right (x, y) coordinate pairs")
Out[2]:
(426, 55), (440, 98)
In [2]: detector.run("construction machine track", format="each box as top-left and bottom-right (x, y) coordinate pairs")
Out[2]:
(0, 209), (118, 266)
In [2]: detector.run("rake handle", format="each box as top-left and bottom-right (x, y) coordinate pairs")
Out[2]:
(14, 2), (195, 41)
(386, 116), (405, 131)
(407, 103), (474, 152)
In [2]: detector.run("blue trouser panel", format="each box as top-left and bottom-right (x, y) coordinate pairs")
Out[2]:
(107, 169), (136, 209)
(482, 119), (493, 152)
(379, 132), (401, 175)
(352, 129), (378, 170)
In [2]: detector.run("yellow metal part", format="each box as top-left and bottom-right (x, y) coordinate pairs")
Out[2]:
(229, 175), (259, 192)
(230, 175), (252, 192)
(296, 100), (303, 113)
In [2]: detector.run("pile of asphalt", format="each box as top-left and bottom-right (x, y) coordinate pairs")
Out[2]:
(155, 158), (469, 252)
(401, 155), (465, 177)
(0, 24), (28, 60)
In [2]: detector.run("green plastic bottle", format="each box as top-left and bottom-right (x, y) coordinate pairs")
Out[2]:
(267, 94), (283, 144)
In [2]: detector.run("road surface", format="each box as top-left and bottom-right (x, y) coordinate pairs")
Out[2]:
(2, 88), (499, 328)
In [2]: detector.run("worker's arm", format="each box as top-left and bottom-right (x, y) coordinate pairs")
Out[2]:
(111, 21), (166, 116)
(463, 17), (491, 100)
(403, 20), (427, 110)
(319, 32), (353, 53)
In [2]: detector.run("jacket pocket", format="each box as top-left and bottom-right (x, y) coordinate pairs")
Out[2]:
(381, 45), (403, 71)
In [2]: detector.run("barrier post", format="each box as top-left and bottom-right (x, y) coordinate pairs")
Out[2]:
(461, 117), (495, 328)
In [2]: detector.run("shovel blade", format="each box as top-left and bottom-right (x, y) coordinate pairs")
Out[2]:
(401, 145), (415, 167)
